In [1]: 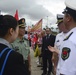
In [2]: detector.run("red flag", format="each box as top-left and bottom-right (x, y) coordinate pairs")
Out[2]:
(14, 10), (19, 21)
(31, 19), (42, 33)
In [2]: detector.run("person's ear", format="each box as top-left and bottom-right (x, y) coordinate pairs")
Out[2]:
(66, 14), (72, 22)
(9, 28), (14, 36)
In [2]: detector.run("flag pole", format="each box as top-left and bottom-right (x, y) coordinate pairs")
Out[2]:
(0, 10), (1, 15)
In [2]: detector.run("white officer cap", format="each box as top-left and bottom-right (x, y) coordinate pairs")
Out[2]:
(63, 0), (76, 16)
(56, 14), (64, 24)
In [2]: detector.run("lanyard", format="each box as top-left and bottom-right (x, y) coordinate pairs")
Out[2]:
(0, 47), (12, 75)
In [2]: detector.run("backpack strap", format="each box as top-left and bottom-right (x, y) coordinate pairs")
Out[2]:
(0, 47), (9, 57)
(0, 47), (13, 75)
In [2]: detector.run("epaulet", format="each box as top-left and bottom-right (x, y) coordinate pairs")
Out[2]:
(24, 38), (29, 41)
(63, 32), (73, 41)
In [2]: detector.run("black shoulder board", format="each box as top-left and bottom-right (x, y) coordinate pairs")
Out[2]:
(63, 32), (73, 41)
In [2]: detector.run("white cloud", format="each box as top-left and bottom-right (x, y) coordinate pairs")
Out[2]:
(0, 0), (66, 28)
(0, 0), (53, 20)
(36, 0), (65, 15)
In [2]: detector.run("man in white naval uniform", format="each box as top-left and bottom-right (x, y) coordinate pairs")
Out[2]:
(53, 14), (68, 75)
(50, 0), (76, 75)
(59, 0), (76, 74)
(48, 0), (76, 73)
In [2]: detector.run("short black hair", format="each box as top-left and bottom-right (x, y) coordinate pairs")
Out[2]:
(0, 15), (18, 37)
(45, 28), (51, 31)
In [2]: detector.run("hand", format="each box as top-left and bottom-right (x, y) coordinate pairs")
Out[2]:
(48, 46), (59, 54)
(48, 46), (56, 52)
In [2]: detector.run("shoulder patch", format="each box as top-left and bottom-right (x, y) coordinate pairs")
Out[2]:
(61, 47), (71, 60)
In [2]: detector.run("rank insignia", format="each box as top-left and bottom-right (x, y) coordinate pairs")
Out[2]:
(15, 46), (19, 51)
(61, 47), (71, 60)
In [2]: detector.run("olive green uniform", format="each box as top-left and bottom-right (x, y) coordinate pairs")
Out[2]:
(11, 38), (30, 75)
(11, 38), (30, 60)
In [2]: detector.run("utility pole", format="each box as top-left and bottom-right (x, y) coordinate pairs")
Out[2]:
(47, 16), (48, 28)
(0, 10), (1, 15)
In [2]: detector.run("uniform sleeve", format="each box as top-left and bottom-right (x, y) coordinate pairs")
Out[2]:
(27, 40), (30, 54)
(60, 40), (76, 75)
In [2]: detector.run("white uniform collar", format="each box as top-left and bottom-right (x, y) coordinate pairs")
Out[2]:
(66, 27), (76, 36)
(58, 32), (67, 38)
(59, 32), (64, 36)
(0, 38), (11, 48)
(66, 27), (76, 45)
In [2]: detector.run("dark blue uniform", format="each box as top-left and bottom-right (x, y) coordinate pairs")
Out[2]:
(0, 43), (29, 75)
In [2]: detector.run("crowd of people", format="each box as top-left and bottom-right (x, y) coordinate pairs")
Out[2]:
(1, 0), (76, 75)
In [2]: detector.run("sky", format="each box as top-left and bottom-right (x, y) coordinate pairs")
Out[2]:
(0, 0), (65, 28)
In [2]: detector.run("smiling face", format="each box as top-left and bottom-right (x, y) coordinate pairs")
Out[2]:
(18, 27), (25, 36)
